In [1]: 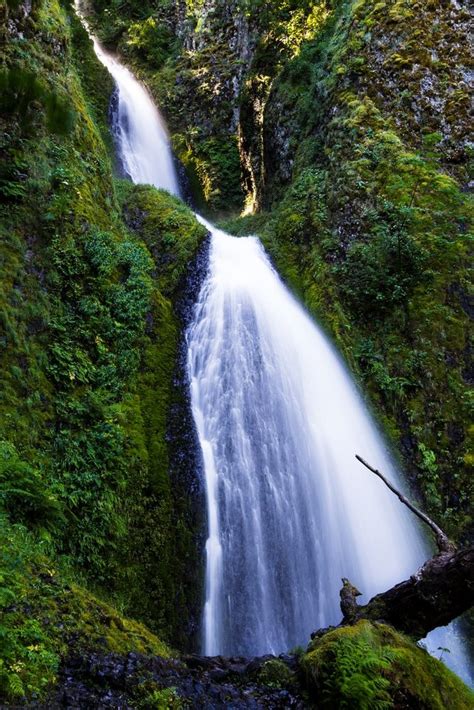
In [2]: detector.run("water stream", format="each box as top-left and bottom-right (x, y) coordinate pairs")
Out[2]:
(187, 218), (420, 656)
(81, 9), (471, 685)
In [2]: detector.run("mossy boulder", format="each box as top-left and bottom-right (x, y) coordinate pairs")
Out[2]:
(301, 620), (474, 709)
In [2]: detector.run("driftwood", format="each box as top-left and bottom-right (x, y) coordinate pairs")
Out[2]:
(335, 456), (473, 640)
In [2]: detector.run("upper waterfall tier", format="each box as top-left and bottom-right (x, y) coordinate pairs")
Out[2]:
(76, 4), (180, 196)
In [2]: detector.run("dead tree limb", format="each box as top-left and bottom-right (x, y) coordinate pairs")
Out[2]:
(327, 456), (472, 640)
(355, 454), (455, 554)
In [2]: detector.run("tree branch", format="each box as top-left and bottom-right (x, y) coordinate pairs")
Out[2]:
(355, 454), (455, 554)
(312, 456), (472, 642)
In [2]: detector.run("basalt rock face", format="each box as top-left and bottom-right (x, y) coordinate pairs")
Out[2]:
(261, 0), (473, 206)
(166, 233), (211, 650)
(168, 0), (257, 212)
(173, 0), (257, 135)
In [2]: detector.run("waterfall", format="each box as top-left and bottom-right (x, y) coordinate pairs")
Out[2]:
(80, 9), (471, 685)
(186, 221), (471, 679)
(76, 3), (180, 196)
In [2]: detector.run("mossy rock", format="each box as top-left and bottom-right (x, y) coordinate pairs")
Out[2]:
(257, 658), (295, 689)
(302, 620), (474, 709)
(117, 180), (207, 296)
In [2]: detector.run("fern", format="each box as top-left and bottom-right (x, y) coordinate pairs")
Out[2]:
(7, 672), (24, 699)
(0, 441), (64, 531)
(321, 635), (394, 709)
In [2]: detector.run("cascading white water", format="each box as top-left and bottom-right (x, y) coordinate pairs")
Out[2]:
(106, 57), (180, 196)
(188, 219), (472, 682)
(76, 3), (180, 196)
(80, 8), (471, 684)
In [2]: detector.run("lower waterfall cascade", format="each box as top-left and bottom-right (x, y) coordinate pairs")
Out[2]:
(186, 219), (472, 684)
(80, 7), (472, 686)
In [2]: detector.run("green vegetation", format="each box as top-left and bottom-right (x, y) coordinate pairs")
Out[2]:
(302, 621), (474, 709)
(0, 520), (170, 701)
(219, 0), (473, 544)
(135, 686), (183, 709)
(1, 0), (205, 701)
(113, 182), (206, 646)
(2, 0), (473, 704)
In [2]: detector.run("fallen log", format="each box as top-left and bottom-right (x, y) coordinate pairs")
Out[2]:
(354, 545), (474, 639)
(335, 456), (473, 639)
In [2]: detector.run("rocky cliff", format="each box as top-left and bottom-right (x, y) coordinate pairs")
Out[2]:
(91, 0), (473, 543)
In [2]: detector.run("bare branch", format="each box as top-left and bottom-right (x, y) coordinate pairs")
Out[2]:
(355, 454), (455, 554)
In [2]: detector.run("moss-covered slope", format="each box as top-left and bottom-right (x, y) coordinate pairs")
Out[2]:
(0, 521), (171, 700)
(1, 0), (206, 701)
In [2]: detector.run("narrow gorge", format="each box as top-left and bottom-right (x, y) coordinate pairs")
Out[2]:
(1, 0), (473, 707)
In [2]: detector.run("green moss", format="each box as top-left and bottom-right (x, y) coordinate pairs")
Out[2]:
(1, 0), (206, 688)
(100, 181), (207, 647)
(218, 211), (269, 236)
(69, 9), (115, 150)
(302, 621), (474, 709)
(0, 519), (171, 702)
(118, 181), (206, 295)
(257, 659), (295, 689)
(175, 134), (245, 214)
(123, 17), (178, 70)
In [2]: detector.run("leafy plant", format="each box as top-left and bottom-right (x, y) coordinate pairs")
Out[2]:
(0, 521), (59, 701)
(136, 686), (183, 709)
(0, 442), (63, 532)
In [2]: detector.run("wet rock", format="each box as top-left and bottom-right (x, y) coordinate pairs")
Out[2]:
(46, 649), (307, 708)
